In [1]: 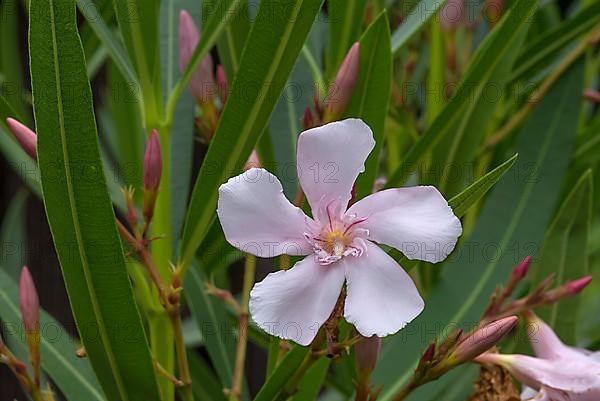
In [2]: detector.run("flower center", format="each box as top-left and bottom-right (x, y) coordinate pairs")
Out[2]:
(304, 199), (369, 265)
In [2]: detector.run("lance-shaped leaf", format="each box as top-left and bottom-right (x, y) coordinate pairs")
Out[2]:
(390, 0), (449, 56)
(180, 0), (325, 268)
(28, 1), (160, 400)
(532, 170), (593, 344)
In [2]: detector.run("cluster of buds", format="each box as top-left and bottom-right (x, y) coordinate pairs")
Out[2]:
(0, 267), (50, 399)
(410, 316), (518, 388)
(303, 42), (360, 130)
(179, 10), (229, 142)
(481, 256), (592, 326)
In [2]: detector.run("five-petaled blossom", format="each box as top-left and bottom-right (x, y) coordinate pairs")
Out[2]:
(217, 119), (462, 345)
(477, 313), (600, 401)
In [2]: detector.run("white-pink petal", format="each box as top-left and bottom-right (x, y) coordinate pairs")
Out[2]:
(217, 168), (313, 258)
(342, 242), (424, 337)
(249, 256), (346, 346)
(296, 119), (375, 213)
(347, 186), (462, 263)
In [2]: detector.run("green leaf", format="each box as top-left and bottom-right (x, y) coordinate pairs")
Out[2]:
(390, 0), (449, 56)
(185, 264), (237, 388)
(75, 0), (139, 91)
(28, 1), (160, 400)
(106, 62), (144, 192)
(290, 358), (331, 401)
(0, 0), (28, 121)
(327, 0), (368, 77)
(345, 11), (392, 199)
(113, 0), (162, 116)
(509, 1), (600, 85)
(532, 170), (593, 344)
(188, 349), (229, 401)
(212, 0), (250, 79)
(253, 346), (311, 401)
(0, 269), (106, 401)
(375, 56), (585, 401)
(0, 189), (28, 279)
(386, 0), (538, 188)
(448, 154), (518, 217)
(179, 0), (325, 268)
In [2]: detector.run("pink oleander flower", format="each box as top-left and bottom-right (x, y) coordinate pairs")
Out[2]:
(476, 313), (600, 401)
(217, 119), (462, 345)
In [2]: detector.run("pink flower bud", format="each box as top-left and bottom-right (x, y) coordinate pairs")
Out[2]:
(216, 65), (229, 104)
(452, 316), (518, 363)
(179, 10), (215, 103)
(6, 118), (37, 160)
(144, 130), (162, 192)
(19, 267), (39, 333)
(325, 42), (360, 121)
(512, 256), (532, 279)
(302, 106), (314, 129)
(355, 335), (381, 379)
(584, 89), (600, 103)
(565, 275), (592, 295)
(421, 343), (436, 364)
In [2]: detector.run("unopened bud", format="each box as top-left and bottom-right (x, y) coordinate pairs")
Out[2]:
(452, 316), (518, 364)
(179, 10), (215, 103)
(19, 267), (39, 333)
(565, 275), (592, 295)
(216, 65), (229, 104)
(421, 343), (436, 364)
(355, 335), (381, 379)
(143, 130), (162, 223)
(325, 42), (360, 121)
(302, 106), (315, 129)
(584, 89), (600, 103)
(19, 266), (41, 387)
(144, 130), (162, 192)
(6, 118), (37, 160)
(244, 150), (261, 171)
(512, 256), (532, 279)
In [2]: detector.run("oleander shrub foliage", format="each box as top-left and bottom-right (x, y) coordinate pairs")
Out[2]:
(0, 0), (599, 401)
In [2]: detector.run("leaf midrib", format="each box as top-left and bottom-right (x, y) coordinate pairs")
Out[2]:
(47, 2), (129, 399)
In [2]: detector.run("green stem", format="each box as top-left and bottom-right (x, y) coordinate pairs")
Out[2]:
(275, 353), (319, 401)
(229, 254), (256, 401)
(171, 310), (194, 401)
(150, 311), (175, 401)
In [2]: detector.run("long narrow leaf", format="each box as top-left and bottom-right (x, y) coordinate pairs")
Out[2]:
(29, 1), (160, 400)
(532, 170), (593, 343)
